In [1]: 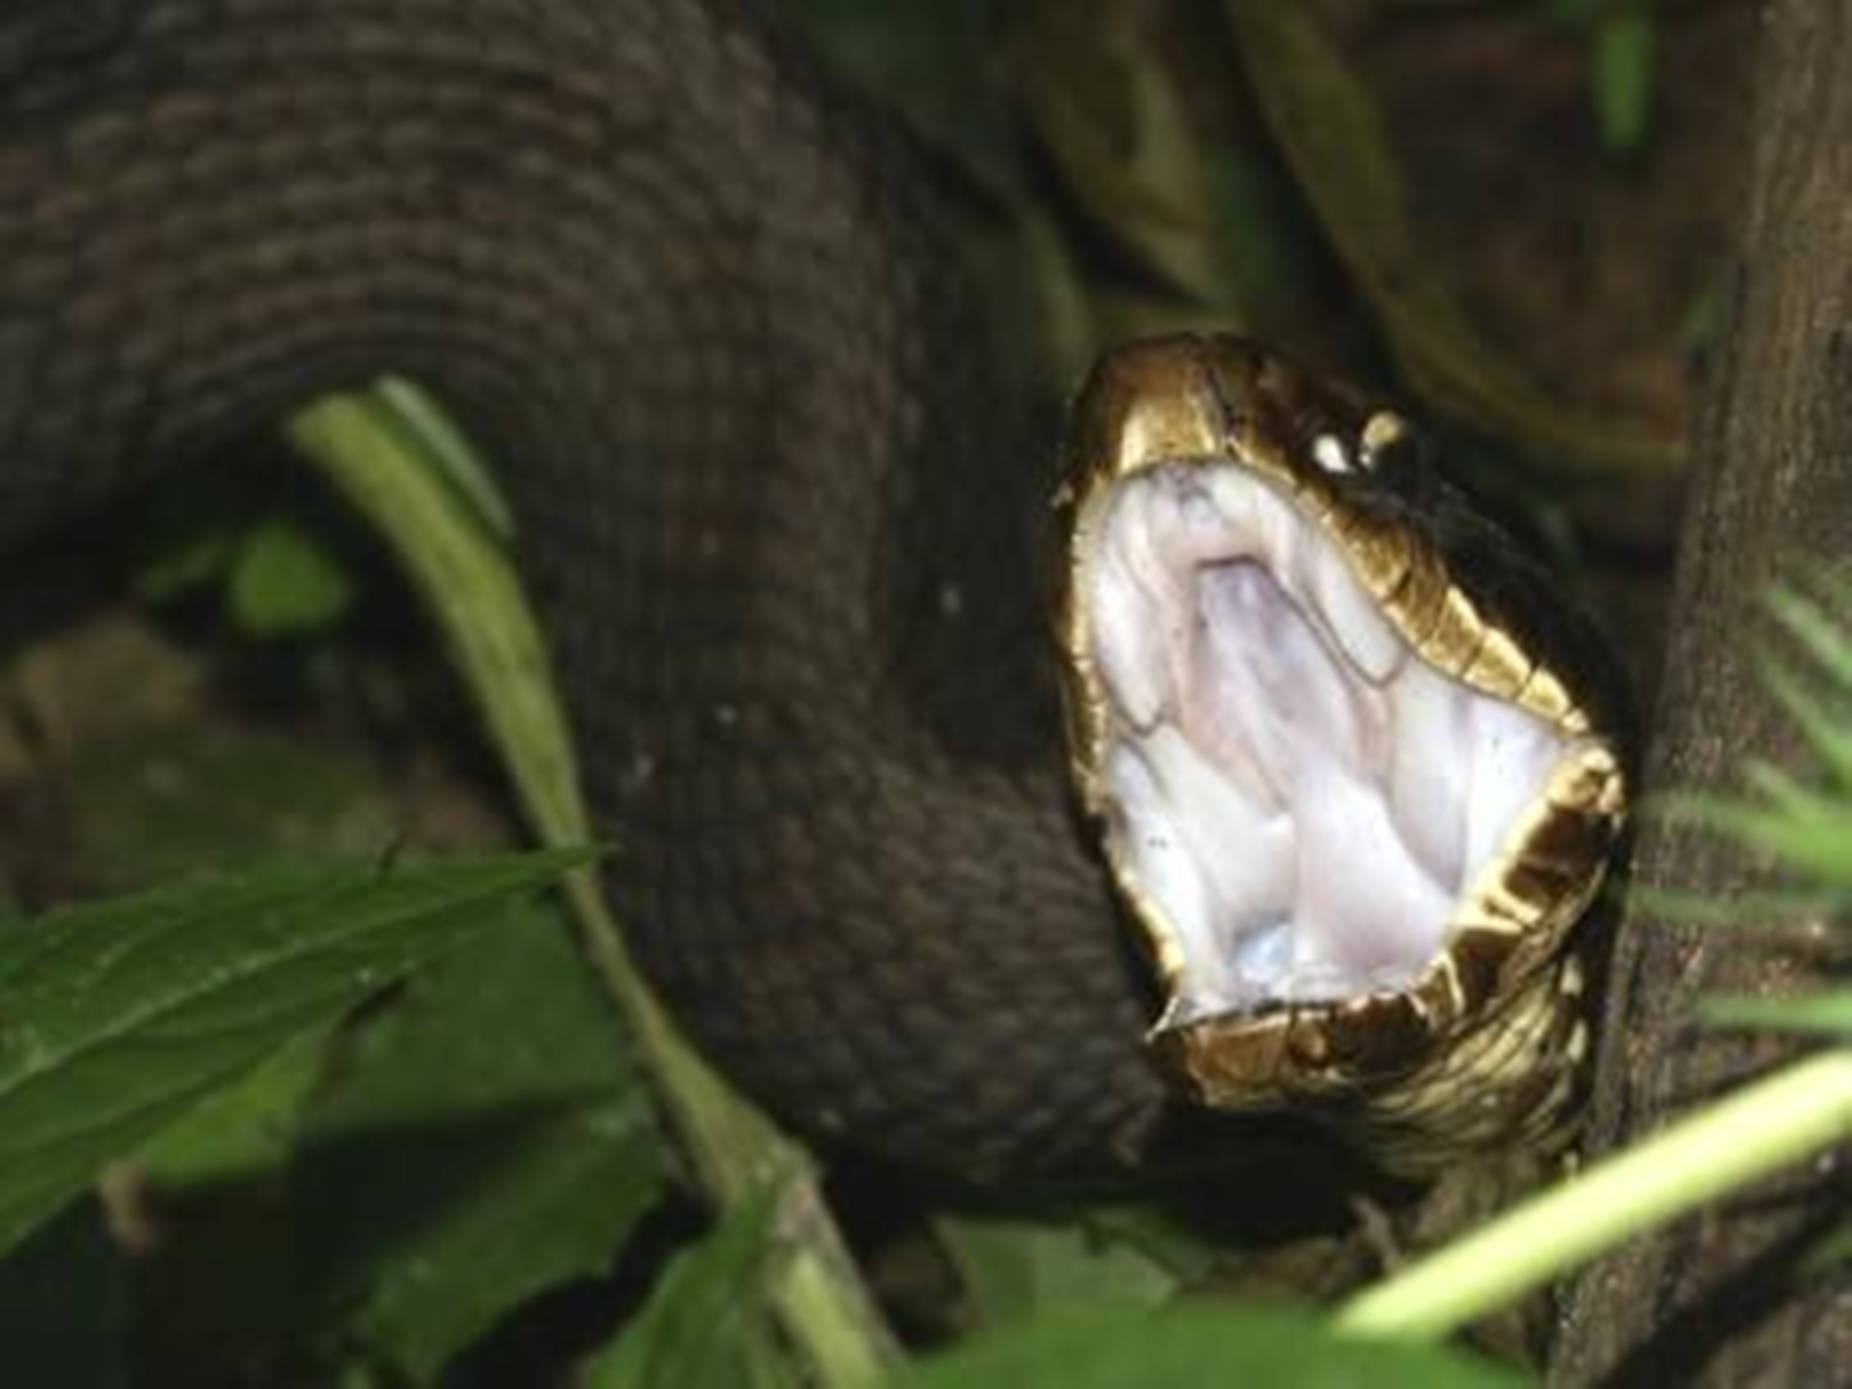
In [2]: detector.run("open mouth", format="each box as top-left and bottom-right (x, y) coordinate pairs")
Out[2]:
(1080, 460), (1570, 1029)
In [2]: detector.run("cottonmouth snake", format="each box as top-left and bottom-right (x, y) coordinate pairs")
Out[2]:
(0, 0), (1626, 1183)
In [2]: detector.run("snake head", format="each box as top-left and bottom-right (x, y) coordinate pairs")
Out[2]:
(1054, 334), (1627, 1167)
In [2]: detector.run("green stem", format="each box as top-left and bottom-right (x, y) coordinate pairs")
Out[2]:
(287, 388), (895, 1387)
(1336, 1049), (1852, 1340)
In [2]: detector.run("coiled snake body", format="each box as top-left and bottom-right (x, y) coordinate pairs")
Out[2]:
(0, 1), (1625, 1183)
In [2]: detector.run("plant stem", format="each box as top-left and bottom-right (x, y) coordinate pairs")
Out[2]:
(1336, 1049), (1852, 1340)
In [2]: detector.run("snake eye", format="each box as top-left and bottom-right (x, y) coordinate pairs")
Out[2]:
(1311, 434), (1353, 475)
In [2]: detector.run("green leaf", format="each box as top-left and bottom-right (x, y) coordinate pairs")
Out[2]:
(1806, 1219), (1852, 1270)
(1592, 13), (1654, 155)
(1650, 571), (1852, 903)
(227, 515), (356, 636)
(132, 526), (235, 603)
(294, 905), (663, 1380)
(1630, 883), (1848, 928)
(1770, 583), (1852, 701)
(582, 1184), (787, 1389)
(1677, 279), (1724, 353)
(1736, 760), (1852, 848)
(0, 846), (592, 1257)
(894, 1302), (1524, 1388)
(1655, 791), (1852, 890)
(1700, 991), (1852, 1038)
(936, 1213), (1179, 1328)
(1763, 660), (1852, 789)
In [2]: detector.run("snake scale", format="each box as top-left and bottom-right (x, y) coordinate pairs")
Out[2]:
(0, 0), (1626, 1184)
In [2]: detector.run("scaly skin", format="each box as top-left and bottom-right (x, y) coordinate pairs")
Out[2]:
(0, 0), (1171, 1182)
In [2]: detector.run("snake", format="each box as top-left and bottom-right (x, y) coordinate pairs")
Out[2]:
(0, 0), (1627, 1184)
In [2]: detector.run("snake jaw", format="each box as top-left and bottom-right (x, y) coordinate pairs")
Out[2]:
(1086, 460), (1566, 1026)
(1057, 335), (1628, 1163)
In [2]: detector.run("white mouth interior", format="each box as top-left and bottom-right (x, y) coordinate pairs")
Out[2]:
(1086, 463), (1567, 1027)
